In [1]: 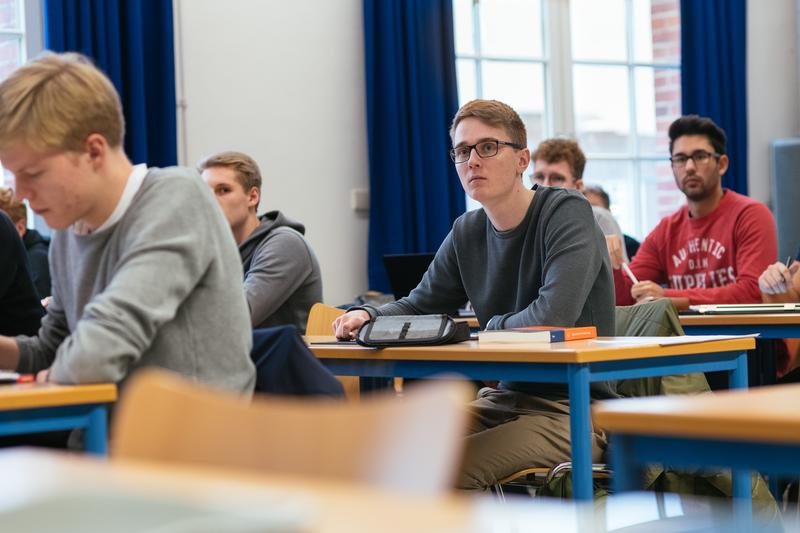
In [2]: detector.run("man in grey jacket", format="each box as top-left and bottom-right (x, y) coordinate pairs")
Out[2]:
(335, 99), (615, 490)
(0, 53), (254, 394)
(200, 151), (322, 332)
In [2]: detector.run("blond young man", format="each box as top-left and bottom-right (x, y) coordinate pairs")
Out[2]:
(334, 100), (615, 490)
(199, 152), (322, 333)
(0, 53), (254, 392)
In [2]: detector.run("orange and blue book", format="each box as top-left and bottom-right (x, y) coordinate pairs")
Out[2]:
(478, 326), (597, 344)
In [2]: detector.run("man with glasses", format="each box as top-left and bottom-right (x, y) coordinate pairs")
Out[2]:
(615, 115), (776, 305)
(334, 99), (615, 490)
(531, 138), (629, 265)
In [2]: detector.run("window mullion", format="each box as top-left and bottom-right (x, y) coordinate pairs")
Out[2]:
(545, 0), (574, 137)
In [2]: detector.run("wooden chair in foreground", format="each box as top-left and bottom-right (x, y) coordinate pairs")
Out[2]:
(306, 302), (361, 400)
(111, 369), (471, 495)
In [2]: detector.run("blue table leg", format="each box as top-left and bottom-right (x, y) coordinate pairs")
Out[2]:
(568, 364), (592, 501)
(84, 405), (108, 455)
(729, 351), (749, 390)
(732, 468), (753, 532)
(728, 353), (754, 525)
(610, 434), (641, 493)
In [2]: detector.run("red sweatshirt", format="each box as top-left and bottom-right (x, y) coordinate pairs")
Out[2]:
(615, 189), (777, 305)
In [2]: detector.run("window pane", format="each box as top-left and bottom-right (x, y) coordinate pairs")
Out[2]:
(635, 67), (680, 156)
(573, 65), (630, 154)
(638, 159), (683, 237)
(635, 0), (681, 64)
(0, 35), (21, 80)
(582, 160), (636, 236)
(571, 0), (626, 61)
(480, 0), (542, 58)
(481, 61), (545, 147)
(453, 0), (474, 55)
(0, 0), (20, 31)
(456, 59), (477, 104)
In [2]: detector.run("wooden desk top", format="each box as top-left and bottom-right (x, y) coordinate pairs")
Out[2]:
(593, 383), (800, 445)
(0, 449), (470, 532)
(307, 336), (755, 364)
(0, 383), (117, 410)
(680, 312), (800, 326)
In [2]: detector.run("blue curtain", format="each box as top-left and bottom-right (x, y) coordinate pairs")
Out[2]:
(680, 0), (747, 194)
(363, 0), (465, 292)
(44, 0), (177, 168)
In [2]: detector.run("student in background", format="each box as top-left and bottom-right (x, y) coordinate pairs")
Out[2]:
(0, 187), (51, 299)
(0, 210), (44, 336)
(615, 115), (776, 305)
(199, 151), (322, 333)
(759, 256), (800, 378)
(583, 184), (641, 260)
(334, 99), (615, 490)
(0, 53), (254, 392)
(530, 138), (629, 264)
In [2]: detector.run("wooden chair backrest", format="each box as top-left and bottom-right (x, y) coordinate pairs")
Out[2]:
(306, 303), (360, 399)
(305, 303), (345, 336)
(112, 369), (470, 495)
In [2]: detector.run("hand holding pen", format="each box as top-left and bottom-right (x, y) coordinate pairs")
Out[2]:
(621, 261), (664, 303)
(759, 256), (800, 295)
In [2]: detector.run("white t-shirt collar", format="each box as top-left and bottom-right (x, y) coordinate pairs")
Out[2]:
(74, 164), (148, 235)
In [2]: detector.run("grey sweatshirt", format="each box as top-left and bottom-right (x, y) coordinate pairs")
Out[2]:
(373, 186), (617, 399)
(239, 211), (322, 333)
(16, 167), (256, 394)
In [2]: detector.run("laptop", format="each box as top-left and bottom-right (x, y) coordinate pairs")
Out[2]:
(687, 303), (800, 315)
(382, 253), (435, 300)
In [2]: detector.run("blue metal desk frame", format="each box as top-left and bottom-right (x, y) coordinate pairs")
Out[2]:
(609, 432), (798, 528)
(0, 403), (109, 455)
(321, 348), (749, 501)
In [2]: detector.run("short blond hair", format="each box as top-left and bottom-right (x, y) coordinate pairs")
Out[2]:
(449, 99), (527, 147)
(0, 52), (125, 152)
(198, 151), (263, 209)
(0, 187), (25, 223)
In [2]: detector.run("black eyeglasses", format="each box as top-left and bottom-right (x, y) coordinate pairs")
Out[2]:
(669, 150), (721, 169)
(449, 139), (524, 164)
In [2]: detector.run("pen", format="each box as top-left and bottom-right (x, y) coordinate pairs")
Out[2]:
(786, 256), (794, 268)
(621, 262), (639, 284)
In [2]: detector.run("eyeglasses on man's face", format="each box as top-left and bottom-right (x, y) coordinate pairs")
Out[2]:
(669, 150), (721, 170)
(531, 172), (574, 187)
(449, 139), (523, 164)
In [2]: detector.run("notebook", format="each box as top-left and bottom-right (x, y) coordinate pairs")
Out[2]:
(382, 253), (435, 300)
(686, 303), (800, 315)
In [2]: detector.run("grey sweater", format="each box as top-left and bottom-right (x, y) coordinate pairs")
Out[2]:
(16, 167), (256, 394)
(239, 211), (322, 333)
(374, 186), (616, 399)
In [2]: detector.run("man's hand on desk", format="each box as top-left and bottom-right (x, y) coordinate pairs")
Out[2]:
(631, 280), (664, 303)
(35, 368), (50, 383)
(333, 310), (371, 340)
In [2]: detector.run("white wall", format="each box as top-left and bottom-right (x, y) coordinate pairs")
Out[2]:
(174, 0), (370, 306)
(747, 0), (800, 204)
(175, 0), (799, 306)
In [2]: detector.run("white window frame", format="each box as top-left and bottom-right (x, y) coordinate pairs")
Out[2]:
(455, 0), (680, 237)
(0, 0), (45, 231)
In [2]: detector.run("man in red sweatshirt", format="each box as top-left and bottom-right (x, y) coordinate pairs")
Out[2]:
(615, 115), (776, 305)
